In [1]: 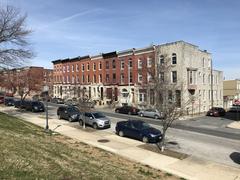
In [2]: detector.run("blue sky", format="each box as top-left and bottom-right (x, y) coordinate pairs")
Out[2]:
(2, 0), (240, 79)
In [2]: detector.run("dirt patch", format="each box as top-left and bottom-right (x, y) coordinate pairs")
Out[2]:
(138, 144), (189, 160)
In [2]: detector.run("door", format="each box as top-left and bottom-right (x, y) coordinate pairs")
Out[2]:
(84, 112), (93, 125)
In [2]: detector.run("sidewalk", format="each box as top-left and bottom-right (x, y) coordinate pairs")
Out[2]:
(1, 106), (240, 180)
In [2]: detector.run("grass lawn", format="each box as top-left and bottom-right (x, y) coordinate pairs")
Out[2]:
(0, 112), (180, 180)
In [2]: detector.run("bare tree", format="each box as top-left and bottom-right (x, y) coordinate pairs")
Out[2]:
(149, 52), (189, 151)
(0, 5), (33, 69)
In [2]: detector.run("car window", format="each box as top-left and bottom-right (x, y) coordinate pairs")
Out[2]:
(85, 112), (93, 118)
(92, 112), (105, 119)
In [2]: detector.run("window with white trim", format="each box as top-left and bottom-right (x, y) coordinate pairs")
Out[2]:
(138, 72), (142, 82)
(138, 59), (142, 69)
(172, 71), (177, 83)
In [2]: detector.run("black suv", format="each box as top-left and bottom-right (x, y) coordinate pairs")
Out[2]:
(25, 101), (45, 112)
(57, 106), (81, 122)
(115, 106), (140, 115)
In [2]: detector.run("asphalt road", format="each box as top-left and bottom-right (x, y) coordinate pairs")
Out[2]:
(47, 102), (240, 140)
(44, 103), (240, 168)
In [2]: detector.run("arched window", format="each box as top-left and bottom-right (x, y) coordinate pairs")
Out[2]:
(172, 53), (177, 64)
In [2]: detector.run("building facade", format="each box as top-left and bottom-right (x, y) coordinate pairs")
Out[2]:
(223, 80), (240, 109)
(52, 41), (223, 113)
(0, 66), (53, 98)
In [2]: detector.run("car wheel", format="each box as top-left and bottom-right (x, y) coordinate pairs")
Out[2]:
(154, 115), (159, 119)
(119, 131), (124, 137)
(115, 109), (119, 113)
(142, 136), (149, 143)
(140, 113), (143, 117)
(128, 111), (132, 115)
(79, 120), (83, 126)
(68, 117), (74, 122)
(93, 123), (98, 129)
(57, 114), (61, 120)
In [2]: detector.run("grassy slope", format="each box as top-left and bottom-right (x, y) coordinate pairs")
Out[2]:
(0, 112), (179, 180)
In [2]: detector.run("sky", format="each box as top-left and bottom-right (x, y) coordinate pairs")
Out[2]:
(2, 0), (240, 79)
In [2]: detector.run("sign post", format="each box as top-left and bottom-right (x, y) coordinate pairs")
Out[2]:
(43, 86), (49, 131)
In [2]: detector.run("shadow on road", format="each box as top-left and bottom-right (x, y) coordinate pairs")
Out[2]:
(229, 152), (240, 164)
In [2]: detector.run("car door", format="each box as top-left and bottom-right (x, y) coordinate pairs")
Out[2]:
(144, 109), (151, 117)
(129, 121), (141, 139)
(84, 112), (92, 125)
(63, 107), (69, 119)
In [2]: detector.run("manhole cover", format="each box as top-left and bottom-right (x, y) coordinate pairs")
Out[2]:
(97, 139), (110, 143)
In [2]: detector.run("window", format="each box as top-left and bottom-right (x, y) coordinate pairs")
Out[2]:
(138, 72), (142, 82)
(176, 90), (181, 107)
(99, 62), (102, 70)
(99, 74), (102, 83)
(72, 65), (74, 72)
(82, 64), (85, 71)
(87, 63), (90, 71)
(93, 63), (96, 71)
(202, 58), (205, 67)
(172, 71), (177, 83)
(76, 76), (79, 83)
(189, 71), (193, 84)
(203, 74), (205, 84)
(172, 53), (177, 64)
(106, 74), (110, 82)
(82, 75), (85, 83)
(147, 57), (152, 67)
(138, 59), (142, 69)
(120, 73), (124, 84)
(106, 61), (109, 69)
(129, 59), (132, 68)
(112, 59), (116, 69)
(67, 65), (69, 72)
(76, 64), (79, 72)
(129, 72), (133, 83)
(121, 60), (124, 69)
(113, 73), (116, 83)
(139, 89), (147, 102)
(160, 55), (164, 65)
(72, 76), (75, 83)
(160, 72), (164, 82)
(147, 72), (152, 82)
(93, 74), (96, 83)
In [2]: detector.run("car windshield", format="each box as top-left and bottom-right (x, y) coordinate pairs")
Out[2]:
(68, 107), (79, 112)
(93, 112), (105, 119)
(32, 101), (42, 106)
(134, 121), (151, 130)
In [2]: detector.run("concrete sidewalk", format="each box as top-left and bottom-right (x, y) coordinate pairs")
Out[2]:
(1, 106), (240, 180)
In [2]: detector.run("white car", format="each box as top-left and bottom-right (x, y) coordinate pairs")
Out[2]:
(138, 109), (163, 119)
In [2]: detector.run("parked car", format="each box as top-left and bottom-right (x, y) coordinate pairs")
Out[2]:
(64, 99), (78, 106)
(228, 105), (240, 112)
(0, 96), (4, 104)
(115, 106), (140, 115)
(14, 100), (29, 109)
(206, 107), (226, 117)
(57, 106), (81, 122)
(115, 120), (162, 143)
(25, 101), (45, 112)
(138, 109), (163, 119)
(4, 97), (15, 106)
(79, 111), (111, 129)
(51, 97), (64, 104)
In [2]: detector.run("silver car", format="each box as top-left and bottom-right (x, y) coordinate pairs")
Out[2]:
(79, 112), (111, 129)
(138, 109), (163, 119)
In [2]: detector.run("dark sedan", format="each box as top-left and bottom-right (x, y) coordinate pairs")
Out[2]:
(115, 120), (162, 143)
(206, 107), (225, 117)
(25, 101), (45, 112)
(51, 98), (64, 104)
(115, 106), (140, 115)
(4, 97), (15, 106)
(57, 106), (81, 122)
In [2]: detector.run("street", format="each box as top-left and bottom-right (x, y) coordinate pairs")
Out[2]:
(44, 103), (240, 168)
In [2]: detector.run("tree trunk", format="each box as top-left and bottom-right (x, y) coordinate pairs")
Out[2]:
(160, 131), (166, 152)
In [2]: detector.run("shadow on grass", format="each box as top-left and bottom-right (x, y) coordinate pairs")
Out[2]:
(230, 152), (240, 164)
